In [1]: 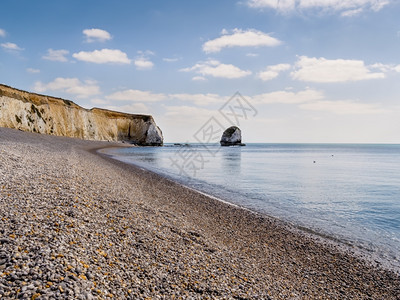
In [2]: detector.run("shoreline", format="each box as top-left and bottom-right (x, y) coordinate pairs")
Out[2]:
(97, 143), (400, 285)
(98, 147), (250, 211)
(100, 145), (400, 274)
(1, 127), (400, 299)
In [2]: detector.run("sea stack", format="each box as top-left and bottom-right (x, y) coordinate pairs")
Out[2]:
(220, 126), (245, 146)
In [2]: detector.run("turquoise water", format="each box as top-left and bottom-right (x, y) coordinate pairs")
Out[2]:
(105, 143), (400, 268)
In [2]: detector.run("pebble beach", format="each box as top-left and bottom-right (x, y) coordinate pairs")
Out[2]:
(1, 127), (399, 299)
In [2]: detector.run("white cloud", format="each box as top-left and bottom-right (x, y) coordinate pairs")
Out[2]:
(221, 28), (229, 35)
(105, 103), (149, 114)
(1, 42), (23, 51)
(247, 0), (295, 10)
(291, 56), (385, 83)
(164, 105), (214, 118)
(299, 0), (389, 11)
(192, 76), (207, 81)
(370, 63), (400, 73)
(299, 100), (386, 114)
(83, 28), (112, 43)
(169, 93), (226, 106)
(33, 77), (100, 98)
(246, 0), (390, 14)
(134, 50), (155, 70)
(341, 7), (363, 16)
(0, 29), (6, 37)
(138, 50), (155, 56)
(370, 63), (390, 72)
(72, 49), (131, 64)
(251, 89), (324, 104)
(203, 28), (282, 53)
(26, 68), (40, 74)
(106, 89), (166, 102)
(181, 59), (251, 79)
(91, 98), (109, 105)
(107, 90), (226, 107)
(258, 63), (291, 81)
(163, 57), (180, 62)
(42, 49), (69, 62)
(134, 57), (154, 70)
(251, 88), (386, 115)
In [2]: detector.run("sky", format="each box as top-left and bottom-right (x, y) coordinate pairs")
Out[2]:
(1, 0), (400, 143)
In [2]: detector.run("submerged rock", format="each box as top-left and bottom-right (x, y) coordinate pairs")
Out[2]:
(220, 126), (245, 146)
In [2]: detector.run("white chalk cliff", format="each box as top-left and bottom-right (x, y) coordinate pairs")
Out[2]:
(0, 84), (163, 145)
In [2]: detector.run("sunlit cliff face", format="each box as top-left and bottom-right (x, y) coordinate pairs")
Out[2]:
(0, 84), (163, 146)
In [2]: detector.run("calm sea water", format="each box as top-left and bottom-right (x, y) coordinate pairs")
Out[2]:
(105, 143), (400, 268)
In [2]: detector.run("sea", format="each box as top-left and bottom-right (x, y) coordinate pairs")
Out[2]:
(104, 143), (400, 270)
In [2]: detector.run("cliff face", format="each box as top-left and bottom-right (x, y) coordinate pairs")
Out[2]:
(0, 84), (163, 145)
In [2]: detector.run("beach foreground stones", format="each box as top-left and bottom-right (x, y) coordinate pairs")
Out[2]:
(0, 127), (399, 299)
(220, 126), (245, 146)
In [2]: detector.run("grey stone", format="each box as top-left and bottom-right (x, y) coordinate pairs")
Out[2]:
(84, 291), (95, 300)
(220, 126), (245, 146)
(0, 238), (11, 244)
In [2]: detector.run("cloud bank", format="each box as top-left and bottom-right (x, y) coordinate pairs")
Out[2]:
(181, 59), (251, 79)
(83, 28), (112, 43)
(246, 0), (390, 15)
(203, 29), (281, 53)
(42, 49), (69, 62)
(73, 49), (131, 64)
(258, 63), (291, 81)
(106, 89), (166, 102)
(34, 77), (100, 98)
(1, 42), (23, 51)
(291, 56), (385, 82)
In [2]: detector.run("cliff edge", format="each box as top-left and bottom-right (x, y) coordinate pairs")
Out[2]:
(0, 84), (163, 145)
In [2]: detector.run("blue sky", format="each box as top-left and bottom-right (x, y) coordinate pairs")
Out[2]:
(1, 0), (400, 143)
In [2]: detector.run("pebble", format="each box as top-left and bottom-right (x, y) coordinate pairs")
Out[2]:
(0, 127), (399, 299)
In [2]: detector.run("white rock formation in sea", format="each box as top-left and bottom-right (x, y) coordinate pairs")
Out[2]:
(0, 84), (163, 145)
(220, 126), (245, 146)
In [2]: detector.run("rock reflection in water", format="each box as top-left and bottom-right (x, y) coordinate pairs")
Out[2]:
(221, 147), (242, 174)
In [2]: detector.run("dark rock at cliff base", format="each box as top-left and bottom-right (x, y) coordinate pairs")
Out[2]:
(220, 126), (245, 146)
